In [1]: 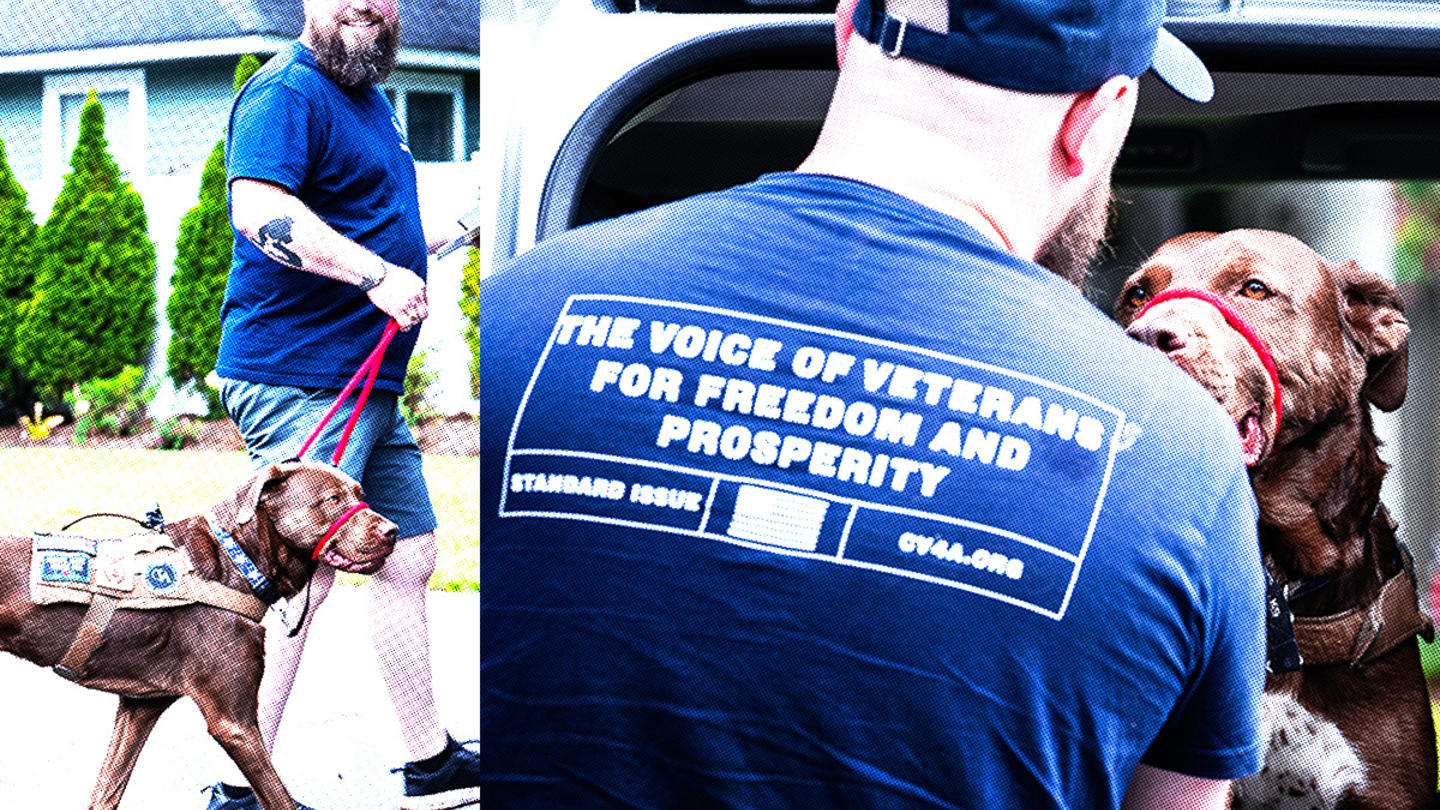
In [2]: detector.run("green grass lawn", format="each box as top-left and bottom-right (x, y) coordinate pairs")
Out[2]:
(0, 447), (477, 591)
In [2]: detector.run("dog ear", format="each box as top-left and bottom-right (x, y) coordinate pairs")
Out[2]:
(235, 463), (293, 524)
(1335, 260), (1409, 412)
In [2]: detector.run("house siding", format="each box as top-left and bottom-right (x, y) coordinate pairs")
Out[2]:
(147, 58), (237, 177)
(0, 75), (45, 186)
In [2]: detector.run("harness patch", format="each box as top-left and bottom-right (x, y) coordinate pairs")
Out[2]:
(25, 523), (272, 675)
(144, 562), (180, 595)
(40, 552), (91, 583)
(30, 532), (193, 608)
(33, 535), (97, 585)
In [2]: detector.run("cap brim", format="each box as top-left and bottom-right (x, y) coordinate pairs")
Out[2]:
(1152, 27), (1214, 103)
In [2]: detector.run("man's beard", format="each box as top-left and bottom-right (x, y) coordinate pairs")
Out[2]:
(1034, 174), (1116, 288)
(312, 20), (399, 87)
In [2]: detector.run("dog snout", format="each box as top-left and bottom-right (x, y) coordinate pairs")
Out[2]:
(376, 523), (399, 554)
(1127, 316), (1192, 354)
(325, 513), (398, 574)
(375, 515), (399, 543)
(367, 514), (399, 557)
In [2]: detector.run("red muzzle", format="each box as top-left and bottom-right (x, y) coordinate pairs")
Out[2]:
(1134, 287), (1284, 442)
(314, 502), (370, 562)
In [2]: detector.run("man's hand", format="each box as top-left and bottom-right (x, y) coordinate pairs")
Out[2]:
(367, 263), (429, 331)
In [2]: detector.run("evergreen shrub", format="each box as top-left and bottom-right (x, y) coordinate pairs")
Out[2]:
(16, 90), (156, 395)
(0, 139), (37, 420)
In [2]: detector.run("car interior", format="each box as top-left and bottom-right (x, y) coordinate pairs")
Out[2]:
(531, 2), (1440, 597)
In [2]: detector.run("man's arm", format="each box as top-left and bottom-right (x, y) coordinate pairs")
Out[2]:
(230, 177), (429, 330)
(1122, 764), (1231, 810)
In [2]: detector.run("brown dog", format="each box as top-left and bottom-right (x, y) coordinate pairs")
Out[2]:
(0, 460), (397, 810)
(1115, 229), (1434, 809)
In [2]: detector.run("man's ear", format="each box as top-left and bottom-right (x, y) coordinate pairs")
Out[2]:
(1334, 259), (1409, 411)
(235, 463), (293, 524)
(1058, 76), (1135, 178)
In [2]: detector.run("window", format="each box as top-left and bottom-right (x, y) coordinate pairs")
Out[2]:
(43, 69), (147, 183)
(384, 71), (464, 162)
(406, 92), (456, 162)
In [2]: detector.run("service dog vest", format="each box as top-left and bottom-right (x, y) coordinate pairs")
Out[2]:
(30, 532), (269, 680)
(33, 532), (194, 608)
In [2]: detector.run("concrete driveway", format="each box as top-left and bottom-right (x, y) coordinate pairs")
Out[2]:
(0, 587), (478, 809)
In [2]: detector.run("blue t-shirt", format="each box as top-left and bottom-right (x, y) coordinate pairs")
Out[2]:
(218, 41), (425, 393)
(480, 173), (1265, 808)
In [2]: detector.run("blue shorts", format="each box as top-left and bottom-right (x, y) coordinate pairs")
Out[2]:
(219, 378), (438, 538)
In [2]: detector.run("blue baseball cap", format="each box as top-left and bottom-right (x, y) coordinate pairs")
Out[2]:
(851, 0), (1214, 102)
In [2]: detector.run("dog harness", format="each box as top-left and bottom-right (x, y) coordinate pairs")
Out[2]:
(1264, 507), (1435, 673)
(1133, 287), (1284, 444)
(31, 522), (273, 682)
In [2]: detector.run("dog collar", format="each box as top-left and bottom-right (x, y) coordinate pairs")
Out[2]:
(207, 513), (280, 605)
(313, 502), (370, 563)
(1134, 287), (1284, 444)
(1263, 566), (1304, 673)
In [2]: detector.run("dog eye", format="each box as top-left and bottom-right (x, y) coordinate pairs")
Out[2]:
(1242, 280), (1272, 300)
(1123, 285), (1149, 308)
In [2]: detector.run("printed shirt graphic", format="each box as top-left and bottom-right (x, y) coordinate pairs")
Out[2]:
(481, 173), (1264, 810)
(503, 296), (1130, 619)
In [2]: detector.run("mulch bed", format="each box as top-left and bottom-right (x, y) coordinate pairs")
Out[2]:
(0, 414), (478, 456)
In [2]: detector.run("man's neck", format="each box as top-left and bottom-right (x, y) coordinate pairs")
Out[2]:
(796, 44), (1069, 262)
(795, 159), (1016, 253)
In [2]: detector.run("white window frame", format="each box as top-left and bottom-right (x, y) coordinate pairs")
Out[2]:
(42, 69), (148, 185)
(384, 70), (465, 163)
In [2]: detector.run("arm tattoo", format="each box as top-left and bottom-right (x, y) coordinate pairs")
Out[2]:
(254, 216), (303, 268)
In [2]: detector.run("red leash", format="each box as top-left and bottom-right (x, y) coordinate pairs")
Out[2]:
(296, 319), (401, 465)
(294, 319), (400, 562)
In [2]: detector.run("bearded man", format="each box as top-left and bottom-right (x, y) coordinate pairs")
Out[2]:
(207, 0), (478, 807)
(480, 0), (1267, 806)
